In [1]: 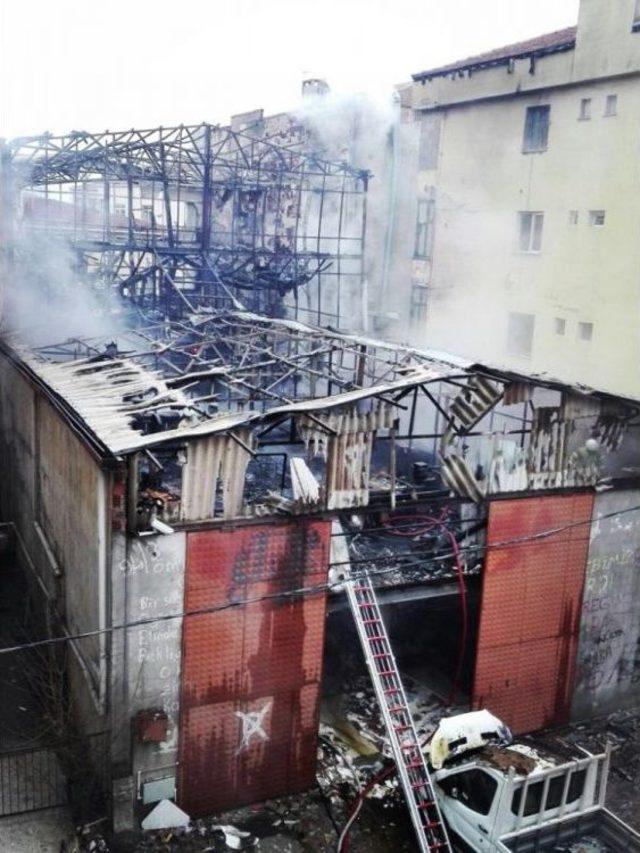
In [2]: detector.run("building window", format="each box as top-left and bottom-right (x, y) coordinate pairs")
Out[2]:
(414, 195), (435, 258)
(519, 212), (544, 253)
(507, 312), (535, 357)
(554, 317), (566, 335)
(579, 98), (592, 120)
(633, 0), (640, 31)
(523, 105), (550, 153)
(604, 94), (618, 116)
(578, 321), (594, 341)
(410, 282), (428, 323)
(568, 210), (579, 225)
(589, 210), (605, 226)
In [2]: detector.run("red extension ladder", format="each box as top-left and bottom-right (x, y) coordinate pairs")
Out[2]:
(345, 574), (452, 853)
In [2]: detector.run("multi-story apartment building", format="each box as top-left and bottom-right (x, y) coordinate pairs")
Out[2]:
(394, 0), (640, 399)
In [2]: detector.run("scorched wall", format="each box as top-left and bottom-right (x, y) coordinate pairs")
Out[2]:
(0, 354), (110, 725)
(178, 519), (331, 815)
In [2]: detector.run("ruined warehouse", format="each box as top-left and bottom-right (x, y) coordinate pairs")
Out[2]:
(0, 121), (640, 826)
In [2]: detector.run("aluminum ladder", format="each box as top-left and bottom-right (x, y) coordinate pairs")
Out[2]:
(345, 574), (452, 853)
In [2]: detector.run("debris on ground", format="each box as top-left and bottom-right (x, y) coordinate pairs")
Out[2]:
(80, 696), (640, 851)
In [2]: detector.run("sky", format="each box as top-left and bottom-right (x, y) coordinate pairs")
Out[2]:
(0, 0), (580, 139)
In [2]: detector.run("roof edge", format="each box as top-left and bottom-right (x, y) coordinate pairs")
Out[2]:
(412, 26), (577, 82)
(0, 339), (121, 468)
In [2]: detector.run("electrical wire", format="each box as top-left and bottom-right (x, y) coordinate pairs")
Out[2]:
(0, 502), (637, 658)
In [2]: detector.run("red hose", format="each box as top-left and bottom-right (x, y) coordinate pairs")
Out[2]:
(380, 510), (468, 705)
(338, 730), (437, 852)
(443, 524), (468, 707)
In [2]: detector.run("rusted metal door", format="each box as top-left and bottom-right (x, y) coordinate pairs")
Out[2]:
(178, 519), (330, 816)
(473, 493), (594, 734)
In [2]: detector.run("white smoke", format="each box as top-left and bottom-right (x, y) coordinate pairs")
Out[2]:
(2, 229), (127, 348)
(289, 87), (420, 336)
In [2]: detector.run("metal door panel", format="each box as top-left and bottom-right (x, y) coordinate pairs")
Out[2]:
(473, 494), (593, 733)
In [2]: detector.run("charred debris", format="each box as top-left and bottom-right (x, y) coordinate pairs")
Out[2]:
(1, 123), (638, 596)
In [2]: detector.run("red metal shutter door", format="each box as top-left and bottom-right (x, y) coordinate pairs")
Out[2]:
(178, 520), (330, 815)
(473, 493), (593, 734)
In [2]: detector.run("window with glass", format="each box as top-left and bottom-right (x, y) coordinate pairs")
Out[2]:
(438, 769), (498, 816)
(579, 98), (592, 120)
(523, 105), (550, 153)
(507, 312), (535, 357)
(414, 196), (435, 258)
(578, 321), (594, 341)
(519, 212), (544, 253)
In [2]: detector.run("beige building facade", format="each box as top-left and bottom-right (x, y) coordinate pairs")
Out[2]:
(397, 0), (640, 399)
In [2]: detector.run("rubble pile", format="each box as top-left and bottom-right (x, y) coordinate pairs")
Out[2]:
(347, 529), (480, 588)
(316, 675), (452, 847)
(99, 794), (361, 852)
(73, 701), (640, 852)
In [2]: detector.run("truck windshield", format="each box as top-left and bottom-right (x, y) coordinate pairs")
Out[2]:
(438, 769), (498, 816)
(511, 769), (586, 816)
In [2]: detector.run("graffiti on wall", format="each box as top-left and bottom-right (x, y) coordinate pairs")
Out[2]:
(124, 534), (186, 745)
(572, 492), (640, 718)
(235, 702), (272, 754)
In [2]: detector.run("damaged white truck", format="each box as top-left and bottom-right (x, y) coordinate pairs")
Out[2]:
(427, 711), (640, 853)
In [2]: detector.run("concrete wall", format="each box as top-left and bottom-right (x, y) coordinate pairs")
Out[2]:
(0, 355), (110, 726)
(575, 0), (640, 79)
(572, 488), (640, 719)
(110, 530), (185, 800)
(404, 0), (640, 398)
(424, 85), (640, 393)
(413, 1), (640, 111)
(0, 355), (187, 810)
(36, 399), (107, 673)
(415, 75), (640, 397)
(0, 358), (38, 563)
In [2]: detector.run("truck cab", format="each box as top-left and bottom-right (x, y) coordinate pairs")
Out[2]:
(427, 711), (640, 853)
(433, 744), (593, 851)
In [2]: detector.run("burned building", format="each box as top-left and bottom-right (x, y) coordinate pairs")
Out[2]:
(0, 120), (639, 836)
(1, 123), (368, 329)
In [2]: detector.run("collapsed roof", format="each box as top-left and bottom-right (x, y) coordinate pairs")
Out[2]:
(7, 307), (638, 462)
(14, 309), (469, 456)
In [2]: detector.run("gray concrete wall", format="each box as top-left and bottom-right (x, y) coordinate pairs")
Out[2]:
(0, 356), (110, 728)
(572, 488), (640, 719)
(110, 531), (185, 800)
